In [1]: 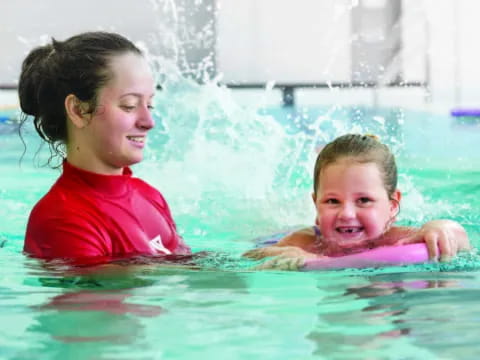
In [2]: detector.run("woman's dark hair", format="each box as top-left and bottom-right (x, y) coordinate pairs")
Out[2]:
(313, 134), (398, 198)
(18, 31), (143, 165)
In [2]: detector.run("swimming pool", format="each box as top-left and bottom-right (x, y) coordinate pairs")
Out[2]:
(1, 86), (480, 359)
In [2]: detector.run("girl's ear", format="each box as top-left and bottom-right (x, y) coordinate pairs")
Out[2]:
(312, 192), (320, 226)
(65, 94), (89, 129)
(390, 189), (402, 216)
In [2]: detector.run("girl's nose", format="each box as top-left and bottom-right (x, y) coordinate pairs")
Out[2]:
(338, 203), (355, 219)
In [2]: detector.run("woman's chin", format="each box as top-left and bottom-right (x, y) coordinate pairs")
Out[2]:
(123, 153), (143, 166)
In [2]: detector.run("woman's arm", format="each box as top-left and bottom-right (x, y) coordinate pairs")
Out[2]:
(173, 235), (192, 255)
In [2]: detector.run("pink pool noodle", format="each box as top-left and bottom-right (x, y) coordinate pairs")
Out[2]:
(302, 243), (429, 270)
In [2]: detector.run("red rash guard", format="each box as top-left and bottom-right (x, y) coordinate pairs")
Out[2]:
(24, 161), (190, 263)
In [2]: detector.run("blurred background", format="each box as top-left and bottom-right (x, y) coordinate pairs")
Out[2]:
(0, 0), (479, 111)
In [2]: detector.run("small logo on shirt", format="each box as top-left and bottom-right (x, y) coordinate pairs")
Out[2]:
(148, 235), (172, 255)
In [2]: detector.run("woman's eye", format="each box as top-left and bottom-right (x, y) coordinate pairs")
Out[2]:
(121, 105), (136, 112)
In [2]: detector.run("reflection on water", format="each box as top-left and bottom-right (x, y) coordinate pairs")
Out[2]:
(17, 259), (251, 360)
(2, 248), (480, 359)
(306, 271), (480, 359)
(32, 291), (161, 344)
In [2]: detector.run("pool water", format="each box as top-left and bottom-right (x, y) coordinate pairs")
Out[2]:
(1, 90), (480, 359)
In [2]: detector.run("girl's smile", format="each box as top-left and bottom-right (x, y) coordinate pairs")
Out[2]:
(313, 158), (400, 252)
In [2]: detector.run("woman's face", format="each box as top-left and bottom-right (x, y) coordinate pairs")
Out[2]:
(70, 52), (156, 174)
(313, 159), (400, 250)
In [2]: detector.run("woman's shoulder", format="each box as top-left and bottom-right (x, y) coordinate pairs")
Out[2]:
(30, 174), (109, 220)
(129, 177), (170, 207)
(130, 176), (158, 191)
(29, 183), (99, 222)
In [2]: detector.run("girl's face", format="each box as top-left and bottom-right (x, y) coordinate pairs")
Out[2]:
(70, 52), (155, 174)
(312, 159), (400, 250)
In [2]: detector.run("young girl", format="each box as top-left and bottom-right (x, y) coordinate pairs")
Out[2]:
(243, 134), (470, 269)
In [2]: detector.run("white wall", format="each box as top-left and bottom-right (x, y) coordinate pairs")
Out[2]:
(0, 0), (214, 86)
(401, 0), (428, 83)
(216, 0), (351, 83)
(1, 0), (479, 109)
(453, 0), (480, 108)
(407, 0), (480, 109)
(0, 0), (160, 85)
(216, 0), (480, 110)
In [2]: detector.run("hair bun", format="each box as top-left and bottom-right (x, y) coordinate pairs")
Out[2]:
(364, 133), (380, 142)
(18, 45), (54, 116)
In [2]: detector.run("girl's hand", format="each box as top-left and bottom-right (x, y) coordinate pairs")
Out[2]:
(254, 256), (306, 271)
(244, 246), (320, 271)
(398, 220), (470, 261)
(243, 246), (316, 260)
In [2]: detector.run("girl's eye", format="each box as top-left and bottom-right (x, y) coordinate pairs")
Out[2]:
(147, 105), (154, 111)
(325, 198), (339, 204)
(357, 197), (373, 204)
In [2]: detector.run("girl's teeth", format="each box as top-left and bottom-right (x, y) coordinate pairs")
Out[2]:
(337, 228), (362, 233)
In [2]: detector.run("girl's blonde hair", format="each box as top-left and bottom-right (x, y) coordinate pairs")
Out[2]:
(313, 134), (397, 197)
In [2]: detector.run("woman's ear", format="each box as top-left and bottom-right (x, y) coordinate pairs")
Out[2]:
(65, 94), (89, 129)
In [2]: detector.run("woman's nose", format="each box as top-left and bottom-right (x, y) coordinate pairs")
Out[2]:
(138, 105), (155, 130)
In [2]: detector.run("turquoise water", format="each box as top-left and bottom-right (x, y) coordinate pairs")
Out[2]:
(1, 94), (480, 359)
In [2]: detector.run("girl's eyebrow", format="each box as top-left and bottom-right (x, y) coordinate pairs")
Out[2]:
(353, 190), (374, 195)
(321, 192), (339, 197)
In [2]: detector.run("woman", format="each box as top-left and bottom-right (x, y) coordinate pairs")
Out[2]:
(20, 31), (190, 264)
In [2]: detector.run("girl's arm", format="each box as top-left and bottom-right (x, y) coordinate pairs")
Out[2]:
(383, 220), (471, 261)
(242, 227), (318, 260)
(255, 243), (430, 271)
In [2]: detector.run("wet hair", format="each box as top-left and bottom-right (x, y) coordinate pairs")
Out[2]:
(18, 31), (143, 165)
(313, 134), (397, 198)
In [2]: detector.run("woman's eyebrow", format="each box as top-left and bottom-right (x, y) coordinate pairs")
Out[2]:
(119, 92), (155, 99)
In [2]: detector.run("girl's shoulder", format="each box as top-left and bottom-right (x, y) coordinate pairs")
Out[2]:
(279, 226), (319, 249)
(377, 226), (418, 246)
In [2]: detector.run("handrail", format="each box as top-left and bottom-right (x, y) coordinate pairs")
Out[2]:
(0, 84), (18, 90)
(222, 81), (428, 106)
